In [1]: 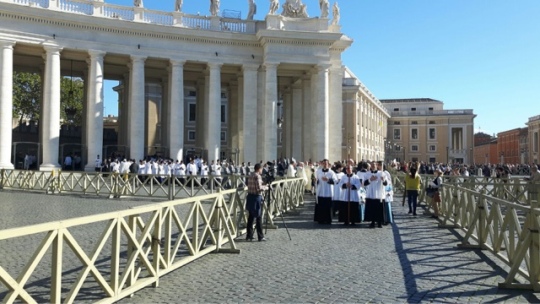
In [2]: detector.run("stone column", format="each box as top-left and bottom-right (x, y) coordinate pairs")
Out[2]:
(291, 83), (303, 160)
(263, 62), (278, 162)
(237, 74), (244, 162)
(0, 40), (15, 169)
(168, 60), (185, 161)
(302, 75), (312, 161)
(128, 55), (146, 161)
(229, 80), (239, 155)
(283, 89), (292, 158)
(329, 65), (343, 161)
(314, 65), (330, 161)
(196, 78), (206, 150)
(40, 44), (63, 171)
(241, 65), (258, 163)
(256, 67), (265, 161)
(84, 50), (105, 171)
(205, 62), (222, 162)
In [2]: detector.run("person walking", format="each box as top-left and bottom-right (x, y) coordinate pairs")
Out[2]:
(405, 166), (422, 216)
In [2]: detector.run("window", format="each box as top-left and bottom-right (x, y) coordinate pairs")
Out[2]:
(221, 104), (227, 123)
(188, 90), (196, 97)
(429, 128), (436, 140)
(188, 130), (196, 141)
(188, 103), (196, 122)
(393, 121), (401, 125)
(220, 131), (226, 142)
(428, 107), (433, 111)
(411, 128), (418, 140)
(429, 145), (436, 151)
(411, 145), (418, 152)
(411, 107), (417, 111)
(411, 121), (418, 125)
(221, 92), (227, 99)
(393, 129), (401, 140)
(429, 121), (436, 124)
(393, 108), (399, 112)
(429, 157), (436, 163)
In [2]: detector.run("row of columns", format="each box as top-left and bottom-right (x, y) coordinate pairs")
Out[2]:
(0, 40), (340, 170)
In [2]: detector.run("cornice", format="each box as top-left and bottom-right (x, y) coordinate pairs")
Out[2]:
(257, 29), (342, 47)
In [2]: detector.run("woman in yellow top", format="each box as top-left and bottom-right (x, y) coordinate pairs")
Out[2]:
(405, 166), (422, 216)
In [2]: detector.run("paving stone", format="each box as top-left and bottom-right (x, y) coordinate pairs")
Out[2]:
(2, 190), (540, 303)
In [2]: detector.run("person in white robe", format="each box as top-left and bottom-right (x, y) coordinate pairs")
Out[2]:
(337, 165), (362, 225)
(286, 159), (297, 178)
(332, 163), (345, 217)
(363, 161), (388, 228)
(313, 159), (337, 224)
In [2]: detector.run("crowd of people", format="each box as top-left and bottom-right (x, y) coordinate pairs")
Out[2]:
(301, 159), (394, 228)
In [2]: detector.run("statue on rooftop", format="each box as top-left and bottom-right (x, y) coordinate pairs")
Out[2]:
(175, 0), (183, 12)
(331, 2), (340, 25)
(247, 0), (257, 20)
(133, 0), (143, 7)
(269, 0), (279, 15)
(281, 0), (308, 18)
(319, 0), (329, 19)
(210, 0), (220, 17)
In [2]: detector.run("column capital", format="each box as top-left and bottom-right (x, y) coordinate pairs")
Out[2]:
(88, 49), (106, 59)
(130, 54), (147, 63)
(0, 39), (16, 49)
(263, 62), (279, 70)
(43, 43), (63, 53)
(242, 64), (259, 72)
(207, 62), (223, 70)
(170, 59), (186, 67)
(316, 63), (332, 72)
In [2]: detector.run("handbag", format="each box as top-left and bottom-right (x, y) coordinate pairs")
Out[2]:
(426, 186), (436, 197)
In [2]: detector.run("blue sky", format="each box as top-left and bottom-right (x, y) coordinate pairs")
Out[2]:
(103, 0), (540, 136)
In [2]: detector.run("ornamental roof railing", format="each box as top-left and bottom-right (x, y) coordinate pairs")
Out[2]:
(3, 0), (339, 34)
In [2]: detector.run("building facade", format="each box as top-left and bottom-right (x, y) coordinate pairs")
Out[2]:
(473, 134), (498, 165)
(341, 68), (390, 162)
(0, 0), (352, 170)
(497, 128), (522, 165)
(528, 115), (540, 164)
(381, 98), (476, 164)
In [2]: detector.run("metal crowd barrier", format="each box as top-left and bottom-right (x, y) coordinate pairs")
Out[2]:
(389, 170), (540, 291)
(0, 169), (252, 199)
(433, 182), (540, 291)
(0, 178), (305, 303)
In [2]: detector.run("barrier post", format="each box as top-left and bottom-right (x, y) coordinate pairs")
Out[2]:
(529, 184), (540, 290)
(0, 169), (4, 190)
(168, 176), (174, 200)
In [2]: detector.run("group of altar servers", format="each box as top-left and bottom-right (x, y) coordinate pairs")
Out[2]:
(313, 159), (393, 228)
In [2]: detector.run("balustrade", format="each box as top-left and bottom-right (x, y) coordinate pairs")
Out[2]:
(59, 0), (92, 15)
(1, 0), (329, 34)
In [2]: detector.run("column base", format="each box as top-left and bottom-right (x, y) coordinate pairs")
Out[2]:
(0, 162), (14, 170)
(40, 163), (61, 172)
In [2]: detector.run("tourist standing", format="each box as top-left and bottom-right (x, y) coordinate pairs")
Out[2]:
(405, 167), (422, 216)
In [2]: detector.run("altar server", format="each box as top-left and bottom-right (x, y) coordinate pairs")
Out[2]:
(313, 159), (337, 224)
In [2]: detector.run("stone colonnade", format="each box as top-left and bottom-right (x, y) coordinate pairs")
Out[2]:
(0, 39), (343, 170)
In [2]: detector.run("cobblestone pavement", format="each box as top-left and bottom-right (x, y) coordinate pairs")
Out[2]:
(2, 190), (540, 303)
(120, 194), (540, 304)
